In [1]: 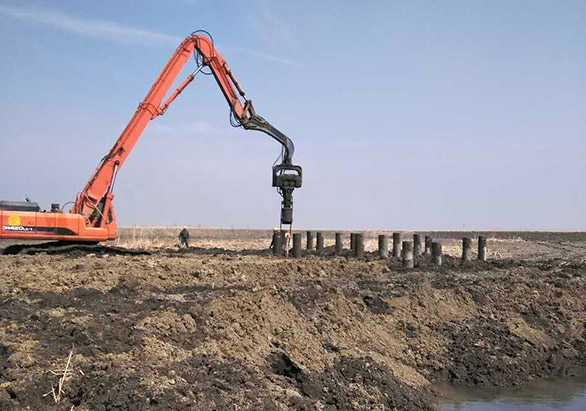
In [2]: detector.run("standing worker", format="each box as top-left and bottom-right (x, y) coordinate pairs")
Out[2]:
(178, 226), (190, 248)
(269, 227), (278, 250)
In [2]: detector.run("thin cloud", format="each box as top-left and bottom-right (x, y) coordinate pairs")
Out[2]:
(0, 4), (297, 66)
(248, 10), (293, 47)
(229, 47), (296, 66)
(257, 10), (292, 42)
(0, 4), (181, 45)
(244, 0), (293, 47)
(151, 121), (216, 134)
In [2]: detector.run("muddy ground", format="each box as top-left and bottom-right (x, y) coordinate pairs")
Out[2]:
(1, 231), (586, 410)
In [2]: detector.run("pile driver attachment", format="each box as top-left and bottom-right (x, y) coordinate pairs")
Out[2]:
(272, 164), (302, 225)
(236, 101), (302, 227)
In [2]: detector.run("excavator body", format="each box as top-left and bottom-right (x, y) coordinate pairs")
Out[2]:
(0, 199), (116, 242)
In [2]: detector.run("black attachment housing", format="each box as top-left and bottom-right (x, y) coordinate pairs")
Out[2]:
(272, 164), (302, 225)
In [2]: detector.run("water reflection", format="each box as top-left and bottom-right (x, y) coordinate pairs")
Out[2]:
(438, 374), (586, 410)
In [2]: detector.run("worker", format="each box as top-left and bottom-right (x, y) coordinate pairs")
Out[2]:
(178, 226), (190, 248)
(269, 227), (279, 250)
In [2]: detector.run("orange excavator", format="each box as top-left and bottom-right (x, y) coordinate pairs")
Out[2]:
(0, 31), (302, 244)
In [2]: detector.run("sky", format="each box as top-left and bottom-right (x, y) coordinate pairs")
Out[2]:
(0, 0), (584, 230)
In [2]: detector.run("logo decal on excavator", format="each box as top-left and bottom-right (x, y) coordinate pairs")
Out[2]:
(2, 226), (34, 232)
(1, 225), (76, 235)
(7, 215), (21, 226)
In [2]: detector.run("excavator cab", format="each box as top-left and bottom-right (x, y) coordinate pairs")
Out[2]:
(272, 163), (302, 225)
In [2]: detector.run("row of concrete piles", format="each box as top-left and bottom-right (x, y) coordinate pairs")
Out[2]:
(273, 230), (488, 266)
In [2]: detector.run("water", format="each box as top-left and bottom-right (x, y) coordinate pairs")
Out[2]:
(438, 374), (586, 410)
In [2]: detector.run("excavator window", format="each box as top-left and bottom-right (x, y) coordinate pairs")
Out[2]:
(89, 200), (113, 226)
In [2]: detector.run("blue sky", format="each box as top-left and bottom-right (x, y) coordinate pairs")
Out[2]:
(0, 0), (584, 229)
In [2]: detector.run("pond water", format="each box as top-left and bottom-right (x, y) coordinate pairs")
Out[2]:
(438, 374), (586, 410)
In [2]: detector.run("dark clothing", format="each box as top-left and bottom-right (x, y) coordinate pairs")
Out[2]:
(179, 228), (190, 248)
(270, 231), (279, 251)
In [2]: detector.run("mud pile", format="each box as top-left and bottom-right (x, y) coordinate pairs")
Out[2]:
(0, 236), (585, 410)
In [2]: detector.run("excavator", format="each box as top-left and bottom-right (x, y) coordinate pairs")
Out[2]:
(0, 31), (302, 248)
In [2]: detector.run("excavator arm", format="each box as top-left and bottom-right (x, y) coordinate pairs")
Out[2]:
(74, 32), (302, 228)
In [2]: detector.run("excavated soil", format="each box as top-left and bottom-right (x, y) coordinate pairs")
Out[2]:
(1, 232), (586, 410)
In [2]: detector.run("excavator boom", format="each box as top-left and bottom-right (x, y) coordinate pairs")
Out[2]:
(0, 32), (302, 243)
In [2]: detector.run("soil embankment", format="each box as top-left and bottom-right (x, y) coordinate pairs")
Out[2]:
(1, 233), (585, 409)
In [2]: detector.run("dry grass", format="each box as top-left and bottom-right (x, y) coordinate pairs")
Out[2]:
(113, 228), (272, 251)
(113, 226), (273, 251)
(112, 227), (527, 257)
(43, 349), (75, 404)
(115, 237), (176, 250)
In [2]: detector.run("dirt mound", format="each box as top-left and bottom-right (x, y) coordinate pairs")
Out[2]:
(434, 317), (584, 386)
(1, 237), (586, 409)
(266, 353), (435, 410)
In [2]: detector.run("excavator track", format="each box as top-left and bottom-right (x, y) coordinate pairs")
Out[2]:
(2, 242), (151, 256)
